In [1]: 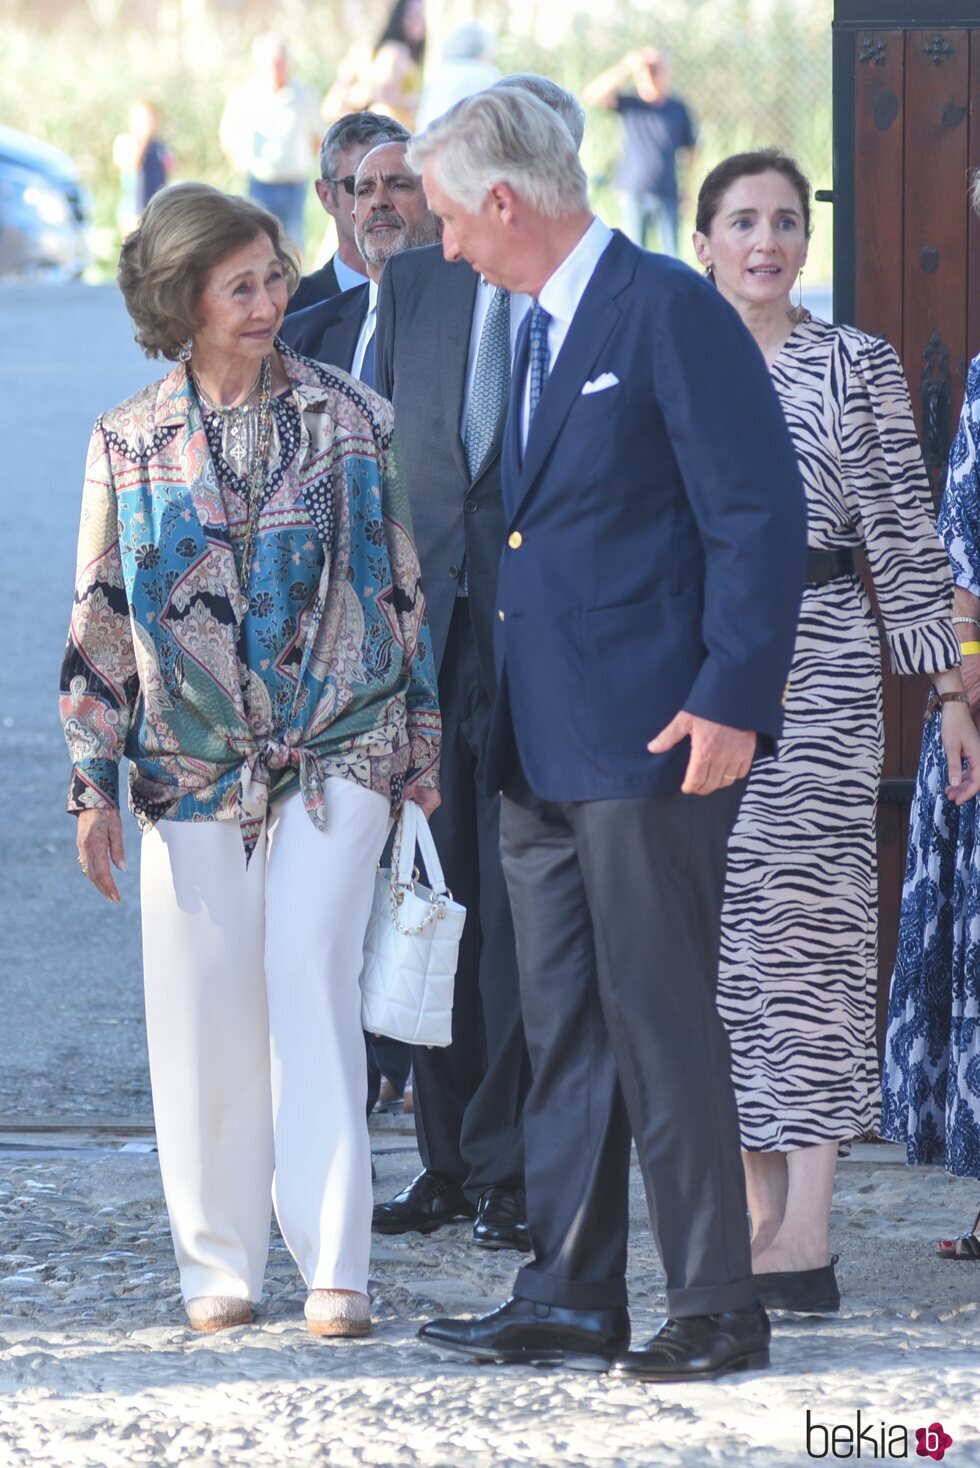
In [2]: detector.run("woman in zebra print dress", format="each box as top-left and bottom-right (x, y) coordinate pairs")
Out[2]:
(693, 150), (980, 1312)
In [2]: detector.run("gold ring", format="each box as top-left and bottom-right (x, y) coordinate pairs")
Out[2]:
(722, 774), (738, 784)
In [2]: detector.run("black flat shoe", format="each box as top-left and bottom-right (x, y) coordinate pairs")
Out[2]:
(372, 1170), (476, 1235)
(610, 1303), (771, 1383)
(472, 1187), (531, 1252)
(754, 1256), (840, 1313)
(418, 1296), (630, 1370)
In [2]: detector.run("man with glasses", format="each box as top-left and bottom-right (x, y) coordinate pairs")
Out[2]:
(286, 112), (410, 316)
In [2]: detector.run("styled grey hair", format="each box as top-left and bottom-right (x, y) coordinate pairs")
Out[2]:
(492, 73), (585, 151)
(319, 111), (411, 182)
(407, 88), (588, 218)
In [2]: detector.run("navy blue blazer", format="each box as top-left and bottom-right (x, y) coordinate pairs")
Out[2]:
(278, 282), (369, 371)
(486, 230), (807, 802)
(284, 255), (342, 316)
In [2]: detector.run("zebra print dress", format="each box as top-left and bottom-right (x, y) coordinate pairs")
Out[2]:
(717, 316), (959, 1153)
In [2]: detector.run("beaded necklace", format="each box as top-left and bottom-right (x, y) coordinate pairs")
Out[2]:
(191, 356), (274, 591)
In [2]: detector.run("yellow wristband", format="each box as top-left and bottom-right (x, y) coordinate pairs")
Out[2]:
(960, 641), (980, 654)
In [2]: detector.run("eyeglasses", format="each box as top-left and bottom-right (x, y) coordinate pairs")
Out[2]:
(323, 175), (356, 196)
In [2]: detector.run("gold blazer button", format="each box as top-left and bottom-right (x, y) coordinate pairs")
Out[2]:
(508, 531), (523, 549)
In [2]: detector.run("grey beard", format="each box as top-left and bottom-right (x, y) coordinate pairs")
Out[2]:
(358, 216), (439, 266)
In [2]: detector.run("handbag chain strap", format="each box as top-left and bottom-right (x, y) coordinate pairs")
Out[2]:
(390, 809), (446, 936)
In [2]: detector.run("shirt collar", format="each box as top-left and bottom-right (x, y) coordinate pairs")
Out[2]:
(537, 216), (614, 326)
(333, 252), (368, 294)
(366, 278), (379, 312)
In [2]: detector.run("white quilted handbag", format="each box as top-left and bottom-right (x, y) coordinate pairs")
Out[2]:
(359, 800), (466, 1047)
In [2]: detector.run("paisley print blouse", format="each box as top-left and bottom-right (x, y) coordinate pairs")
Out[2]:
(60, 344), (441, 859)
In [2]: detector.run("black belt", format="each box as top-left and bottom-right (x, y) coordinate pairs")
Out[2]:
(805, 547), (857, 585)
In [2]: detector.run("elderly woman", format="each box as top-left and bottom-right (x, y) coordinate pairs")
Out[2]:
(693, 149), (980, 1313)
(60, 182), (440, 1337)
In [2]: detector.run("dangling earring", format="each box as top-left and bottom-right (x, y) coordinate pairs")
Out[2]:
(704, 263), (715, 283)
(178, 339), (193, 363)
(790, 270), (808, 325)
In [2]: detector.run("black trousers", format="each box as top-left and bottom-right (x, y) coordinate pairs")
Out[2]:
(499, 774), (755, 1319)
(412, 602), (530, 1202)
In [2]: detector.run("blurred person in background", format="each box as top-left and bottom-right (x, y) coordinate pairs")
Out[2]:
(584, 47), (696, 257)
(324, 0), (426, 131)
(220, 33), (321, 249)
(415, 23), (500, 131)
(693, 149), (980, 1315)
(61, 182), (440, 1339)
(286, 112), (410, 317)
(370, 76), (584, 1256)
(880, 173), (980, 1257)
(113, 99), (173, 237)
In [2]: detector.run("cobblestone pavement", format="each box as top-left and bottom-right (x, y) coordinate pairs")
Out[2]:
(1, 1124), (979, 1467)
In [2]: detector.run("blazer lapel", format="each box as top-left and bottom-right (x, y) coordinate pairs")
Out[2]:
(501, 312), (531, 516)
(512, 233), (636, 510)
(438, 264), (480, 484)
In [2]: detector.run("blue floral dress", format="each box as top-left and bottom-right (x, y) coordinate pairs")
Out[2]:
(880, 357), (980, 1178)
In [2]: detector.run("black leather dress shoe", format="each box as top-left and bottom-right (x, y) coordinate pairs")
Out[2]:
(755, 1256), (840, 1313)
(472, 1187), (531, 1252)
(372, 1170), (476, 1235)
(610, 1303), (771, 1382)
(419, 1296), (630, 1370)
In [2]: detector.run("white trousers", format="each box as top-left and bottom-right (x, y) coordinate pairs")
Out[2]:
(139, 780), (389, 1303)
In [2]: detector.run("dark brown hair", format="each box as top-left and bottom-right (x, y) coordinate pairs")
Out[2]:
(117, 182), (301, 360)
(695, 148), (812, 238)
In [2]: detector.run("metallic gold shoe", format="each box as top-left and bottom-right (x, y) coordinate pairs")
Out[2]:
(185, 1295), (253, 1333)
(305, 1289), (371, 1338)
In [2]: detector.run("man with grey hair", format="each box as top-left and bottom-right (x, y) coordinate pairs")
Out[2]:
(286, 111), (410, 316)
(371, 75), (582, 1255)
(282, 140), (441, 385)
(490, 73), (585, 149)
(408, 88), (807, 1382)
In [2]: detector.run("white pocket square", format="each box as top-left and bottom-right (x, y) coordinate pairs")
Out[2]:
(581, 373), (619, 395)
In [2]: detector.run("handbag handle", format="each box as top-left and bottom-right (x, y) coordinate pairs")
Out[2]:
(394, 799), (450, 895)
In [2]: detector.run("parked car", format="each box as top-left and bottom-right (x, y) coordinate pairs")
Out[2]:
(0, 124), (90, 280)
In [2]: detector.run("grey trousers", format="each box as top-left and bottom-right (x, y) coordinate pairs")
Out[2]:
(499, 776), (756, 1319)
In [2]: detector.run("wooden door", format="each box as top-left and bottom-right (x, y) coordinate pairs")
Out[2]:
(833, 2), (980, 1047)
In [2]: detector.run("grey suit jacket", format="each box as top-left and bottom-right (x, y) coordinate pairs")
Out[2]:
(376, 245), (506, 693)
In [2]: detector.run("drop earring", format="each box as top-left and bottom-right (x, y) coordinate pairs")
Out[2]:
(704, 263), (715, 283)
(791, 271), (808, 324)
(178, 339), (193, 363)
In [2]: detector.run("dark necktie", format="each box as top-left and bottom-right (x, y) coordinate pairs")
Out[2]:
(463, 286), (511, 480)
(528, 301), (552, 425)
(359, 327), (377, 391)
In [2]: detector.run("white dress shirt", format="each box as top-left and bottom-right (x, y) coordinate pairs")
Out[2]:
(350, 278), (380, 381)
(460, 279), (531, 437)
(521, 216), (615, 448)
(333, 252), (367, 294)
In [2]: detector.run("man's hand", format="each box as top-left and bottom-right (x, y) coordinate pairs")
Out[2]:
(76, 808), (126, 903)
(403, 784), (441, 820)
(648, 712), (756, 796)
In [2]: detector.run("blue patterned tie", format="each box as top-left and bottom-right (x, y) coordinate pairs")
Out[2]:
(463, 286), (511, 479)
(528, 301), (552, 425)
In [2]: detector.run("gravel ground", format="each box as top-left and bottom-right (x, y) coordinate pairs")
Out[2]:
(0, 1129), (978, 1467)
